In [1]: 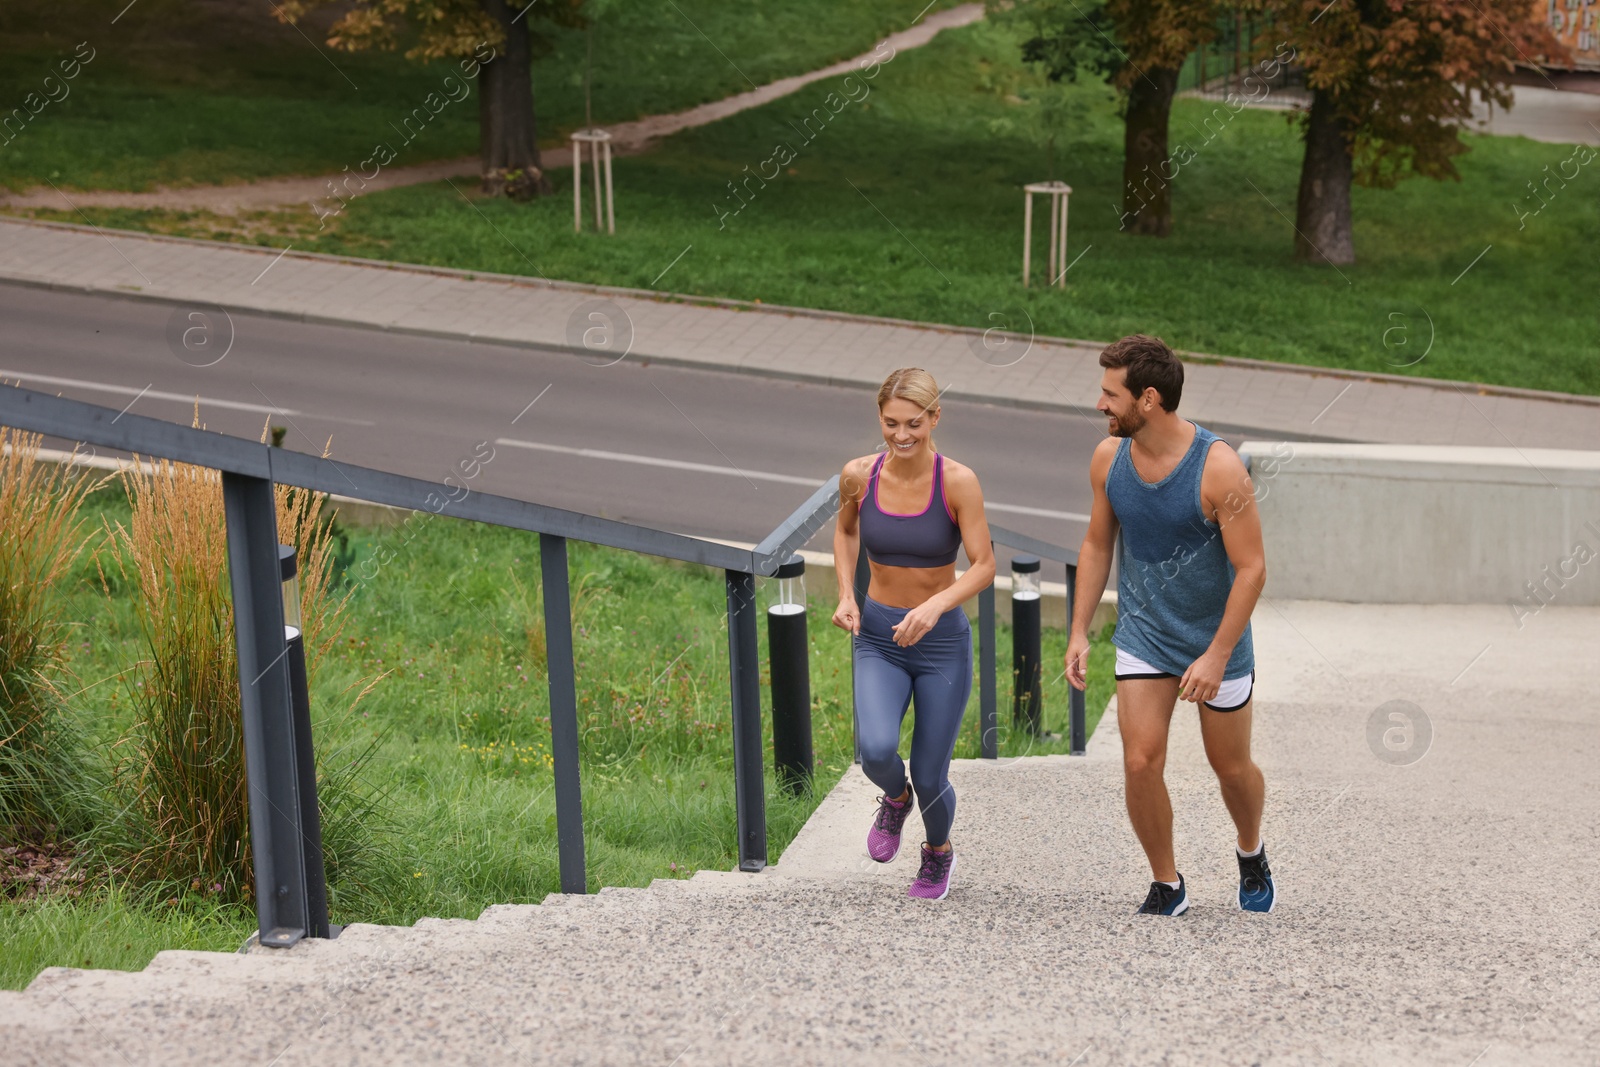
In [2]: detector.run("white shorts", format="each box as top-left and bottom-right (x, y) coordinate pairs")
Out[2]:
(1114, 646), (1255, 712)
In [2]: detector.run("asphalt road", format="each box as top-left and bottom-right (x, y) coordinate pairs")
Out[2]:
(0, 282), (1263, 569)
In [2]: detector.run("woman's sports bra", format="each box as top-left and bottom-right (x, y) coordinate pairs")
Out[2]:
(857, 451), (962, 568)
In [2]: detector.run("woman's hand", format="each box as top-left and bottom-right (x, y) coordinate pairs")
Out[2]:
(890, 600), (944, 647)
(832, 598), (860, 635)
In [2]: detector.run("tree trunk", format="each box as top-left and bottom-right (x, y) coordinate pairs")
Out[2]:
(479, 0), (551, 198)
(1294, 88), (1355, 265)
(1120, 67), (1179, 237)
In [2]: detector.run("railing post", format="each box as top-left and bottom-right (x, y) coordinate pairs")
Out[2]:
(1067, 562), (1086, 755)
(222, 472), (311, 948)
(979, 542), (997, 759)
(725, 569), (767, 871)
(851, 549), (871, 765)
(540, 534), (587, 894)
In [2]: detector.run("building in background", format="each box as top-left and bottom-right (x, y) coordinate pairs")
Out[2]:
(1544, 0), (1600, 70)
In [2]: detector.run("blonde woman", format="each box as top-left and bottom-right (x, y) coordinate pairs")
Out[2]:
(832, 368), (995, 900)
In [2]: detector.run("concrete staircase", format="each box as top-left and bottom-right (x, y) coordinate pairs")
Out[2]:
(4, 602), (1597, 1065)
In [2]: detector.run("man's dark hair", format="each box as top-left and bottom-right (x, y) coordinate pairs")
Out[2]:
(1098, 334), (1183, 412)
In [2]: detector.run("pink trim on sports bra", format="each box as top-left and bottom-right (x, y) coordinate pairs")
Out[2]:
(870, 451), (937, 517)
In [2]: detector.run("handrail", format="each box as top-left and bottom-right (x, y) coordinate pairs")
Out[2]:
(0, 386), (761, 573)
(2, 383), (1088, 944)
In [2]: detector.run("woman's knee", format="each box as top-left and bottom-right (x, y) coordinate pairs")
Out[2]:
(910, 769), (951, 809)
(858, 742), (903, 782)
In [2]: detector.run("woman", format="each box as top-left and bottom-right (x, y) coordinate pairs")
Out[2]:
(832, 368), (995, 900)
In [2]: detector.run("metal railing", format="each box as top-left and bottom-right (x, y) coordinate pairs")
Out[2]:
(1, 384), (1082, 947)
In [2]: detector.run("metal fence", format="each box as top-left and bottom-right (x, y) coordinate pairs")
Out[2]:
(1, 384), (1081, 948)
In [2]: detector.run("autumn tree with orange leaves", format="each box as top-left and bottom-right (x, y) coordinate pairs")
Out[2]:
(275, 0), (585, 199)
(1274, 0), (1566, 264)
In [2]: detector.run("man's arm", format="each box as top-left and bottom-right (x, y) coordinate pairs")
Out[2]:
(1177, 443), (1267, 703)
(1067, 438), (1121, 690)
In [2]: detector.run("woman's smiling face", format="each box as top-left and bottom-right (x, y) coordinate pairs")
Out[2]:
(879, 396), (938, 458)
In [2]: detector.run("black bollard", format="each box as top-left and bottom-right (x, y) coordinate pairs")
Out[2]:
(279, 545), (331, 940)
(1011, 555), (1043, 737)
(768, 554), (813, 793)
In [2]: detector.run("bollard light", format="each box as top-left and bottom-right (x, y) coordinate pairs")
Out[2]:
(279, 545), (302, 640)
(766, 554), (813, 793)
(1011, 555), (1043, 737)
(278, 545), (331, 939)
(1012, 557), (1041, 603)
(771, 558), (806, 617)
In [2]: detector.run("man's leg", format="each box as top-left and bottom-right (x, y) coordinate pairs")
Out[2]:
(1198, 699), (1265, 851)
(1117, 677), (1181, 882)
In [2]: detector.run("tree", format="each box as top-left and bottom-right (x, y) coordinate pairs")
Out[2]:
(275, 0), (585, 199)
(1274, 0), (1566, 264)
(995, 0), (1222, 236)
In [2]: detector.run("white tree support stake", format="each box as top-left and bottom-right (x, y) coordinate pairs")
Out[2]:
(571, 128), (615, 235)
(1022, 181), (1072, 288)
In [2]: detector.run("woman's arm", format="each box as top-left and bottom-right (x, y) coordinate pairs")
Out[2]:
(831, 457), (870, 634)
(925, 460), (995, 615)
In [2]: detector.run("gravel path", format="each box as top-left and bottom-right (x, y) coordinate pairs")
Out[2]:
(2, 601), (1594, 1064)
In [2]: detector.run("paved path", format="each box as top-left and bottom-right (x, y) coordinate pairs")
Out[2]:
(2, 217), (1596, 450)
(3, 602), (1594, 1063)
(1188, 83), (1600, 146)
(0, 5), (985, 215)
(1467, 83), (1600, 145)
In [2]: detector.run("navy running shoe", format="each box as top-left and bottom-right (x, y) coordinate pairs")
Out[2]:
(1237, 845), (1276, 913)
(1136, 874), (1189, 916)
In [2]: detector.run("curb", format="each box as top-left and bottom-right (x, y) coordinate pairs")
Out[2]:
(4, 215), (1595, 413)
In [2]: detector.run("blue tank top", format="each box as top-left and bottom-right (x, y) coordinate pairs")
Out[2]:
(858, 451), (961, 568)
(1106, 424), (1254, 679)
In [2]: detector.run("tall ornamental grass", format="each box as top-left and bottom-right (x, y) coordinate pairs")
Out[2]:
(0, 428), (100, 845)
(101, 440), (380, 902)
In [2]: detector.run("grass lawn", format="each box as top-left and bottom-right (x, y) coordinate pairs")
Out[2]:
(0, 0), (965, 192)
(28, 17), (1592, 395)
(0, 480), (1115, 990)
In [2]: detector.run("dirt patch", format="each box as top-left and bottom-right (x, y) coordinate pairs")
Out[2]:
(1, 841), (83, 901)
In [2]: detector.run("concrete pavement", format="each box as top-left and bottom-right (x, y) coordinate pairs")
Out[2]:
(2, 216), (1597, 452)
(2, 600), (1594, 1064)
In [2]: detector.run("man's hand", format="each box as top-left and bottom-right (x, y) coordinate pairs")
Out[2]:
(1178, 648), (1229, 705)
(1065, 632), (1091, 691)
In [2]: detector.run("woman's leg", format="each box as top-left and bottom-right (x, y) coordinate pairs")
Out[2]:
(854, 644), (915, 799)
(906, 631), (974, 848)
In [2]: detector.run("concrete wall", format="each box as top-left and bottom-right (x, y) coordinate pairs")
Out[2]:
(1240, 441), (1600, 608)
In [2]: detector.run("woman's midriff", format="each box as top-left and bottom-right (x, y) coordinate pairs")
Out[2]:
(867, 559), (959, 610)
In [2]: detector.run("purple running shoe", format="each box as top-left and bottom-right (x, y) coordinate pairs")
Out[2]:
(907, 844), (956, 900)
(867, 791), (912, 862)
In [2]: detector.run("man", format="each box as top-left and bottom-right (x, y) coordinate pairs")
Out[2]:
(1065, 334), (1274, 915)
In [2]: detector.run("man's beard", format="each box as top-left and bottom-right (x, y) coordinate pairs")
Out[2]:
(1108, 407), (1146, 438)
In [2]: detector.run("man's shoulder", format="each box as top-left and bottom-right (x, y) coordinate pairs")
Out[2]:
(1196, 430), (1246, 479)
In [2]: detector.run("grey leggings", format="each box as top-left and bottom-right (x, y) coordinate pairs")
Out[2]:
(853, 594), (973, 847)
